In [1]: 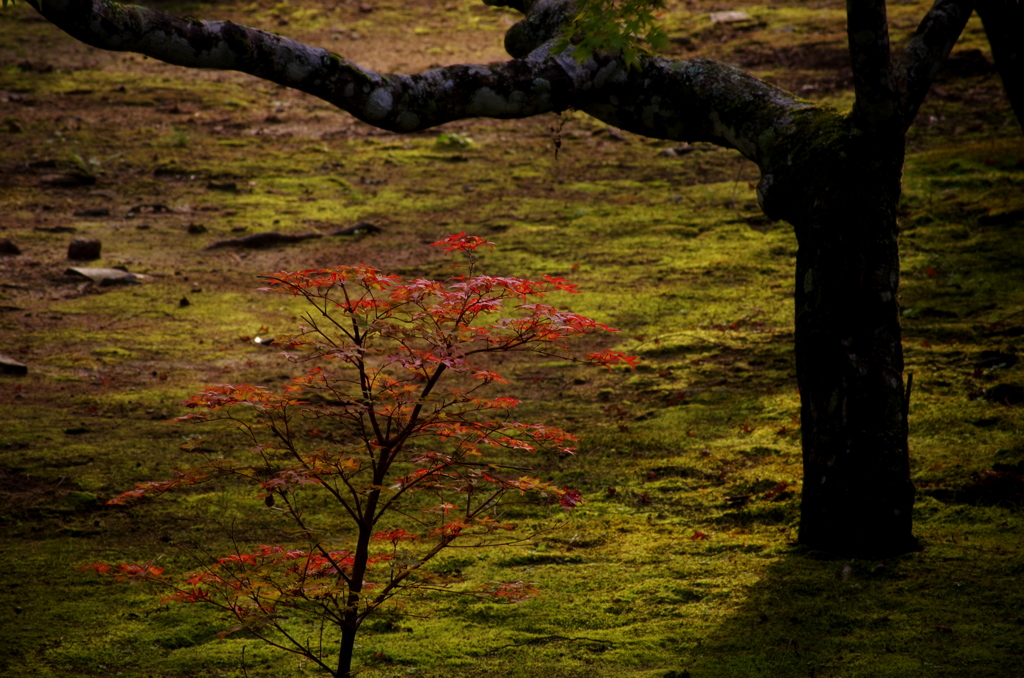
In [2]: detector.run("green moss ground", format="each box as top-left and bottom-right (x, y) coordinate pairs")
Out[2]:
(1, 1), (1023, 676)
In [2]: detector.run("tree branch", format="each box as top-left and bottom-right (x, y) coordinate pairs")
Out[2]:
(29, 0), (812, 171)
(27, 0), (579, 130)
(894, 0), (974, 130)
(495, 0), (573, 58)
(578, 56), (813, 166)
(846, 0), (899, 130)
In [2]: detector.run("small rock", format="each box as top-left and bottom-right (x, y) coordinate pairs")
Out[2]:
(187, 223), (208, 234)
(709, 10), (753, 23)
(4, 119), (23, 134)
(359, 3), (374, 12)
(67, 238), (102, 261)
(918, 307), (958, 319)
(658, 144), (695, 158)
(179, 297), (191, 307)
(0, 238), (21, 255)
(0, 352), (28, 376)
(205, 231), (323, 250)
(65, 267), (146, 286)
(73, 207), (110, 218)
(34, 225), (77, 234)
(17, 60), (53, 73)
(125, 203), (172, 218)
(331, 221), (382, 237)
(41, 173), (96, 188)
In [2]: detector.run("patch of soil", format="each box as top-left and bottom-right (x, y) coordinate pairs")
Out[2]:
(0, 468), (100, 523)
(924, 462), (1024, 509)
(985, 383), (1024, 405)
(935, 49), (995, 82)
(733, 41), (851, 71)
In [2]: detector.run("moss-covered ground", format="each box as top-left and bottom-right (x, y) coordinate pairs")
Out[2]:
(1, 1), (1022, 676)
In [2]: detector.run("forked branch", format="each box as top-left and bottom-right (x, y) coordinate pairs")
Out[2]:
(846, 0), (899, 129)
(895, 0), (975, 129)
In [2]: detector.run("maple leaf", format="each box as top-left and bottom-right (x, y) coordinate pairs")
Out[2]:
(430, 232), (495, 253)
(586, 350), (639, 370)
(372, 528), (419, 544)
(560, 488), (583, 510)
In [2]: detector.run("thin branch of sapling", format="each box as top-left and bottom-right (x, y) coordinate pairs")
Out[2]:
(318, 617), (326, 663)
(360, 535), (460, 616)
(355, 348), (388, 447)
(391, 363), (449, 448)
(276, 492), (349, 571)
(310, 541), (355, 591)
(245, 621), (336, 675)
(372, 434), (529, 521)
(314, 474), (363, 526)
(381, 503), (434, 529)
(333, 466), (369, 521)
(301, 588), (346, 628)
(371, 463), (462, 521)
(442, 533), (541, 549)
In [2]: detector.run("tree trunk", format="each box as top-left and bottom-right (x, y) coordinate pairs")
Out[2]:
(976, 0), (1024, 131)
(758, 114), (917, 556)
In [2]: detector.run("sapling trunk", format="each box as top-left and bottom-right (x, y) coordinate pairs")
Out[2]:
(336, 484), (382, 677)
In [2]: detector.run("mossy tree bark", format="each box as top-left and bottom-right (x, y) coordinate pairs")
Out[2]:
(793, 149), (915, 556)
(24, 0), (1008, 560)
(756, 112), (916, 555)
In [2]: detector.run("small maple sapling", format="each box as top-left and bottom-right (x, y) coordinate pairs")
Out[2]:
(83, 234), (636, 678)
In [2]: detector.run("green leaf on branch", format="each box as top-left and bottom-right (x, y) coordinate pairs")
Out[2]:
(556, 0), (668, 69)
